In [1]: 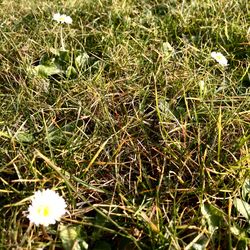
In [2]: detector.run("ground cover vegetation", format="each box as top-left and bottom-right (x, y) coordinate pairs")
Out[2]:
(0, 0), (249, 249)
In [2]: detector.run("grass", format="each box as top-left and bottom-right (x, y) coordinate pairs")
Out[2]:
(0, 0), (249, 249)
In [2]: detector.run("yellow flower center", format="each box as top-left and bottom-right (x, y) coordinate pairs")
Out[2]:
(59, 17), (65, 22)
(37, 205), (50, 217)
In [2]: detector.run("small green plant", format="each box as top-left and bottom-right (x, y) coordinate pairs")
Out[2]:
(31, 48), (89, 79)
(28, 13), (89, 79)
(231, 179), (250, 248)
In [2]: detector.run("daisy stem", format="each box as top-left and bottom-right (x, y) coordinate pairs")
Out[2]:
(60, 26), (65, 50)
(41, 225), (52, 240)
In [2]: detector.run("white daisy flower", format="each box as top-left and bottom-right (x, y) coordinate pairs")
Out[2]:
(53, 13), (72, 24)
(28, 189), (67, 227)
(211, 51), (228, 66)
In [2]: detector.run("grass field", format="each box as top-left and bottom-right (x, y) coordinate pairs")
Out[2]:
(0, 0), (249, 249)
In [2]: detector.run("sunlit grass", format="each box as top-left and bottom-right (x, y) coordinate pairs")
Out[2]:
(0, 0), (249, 249)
